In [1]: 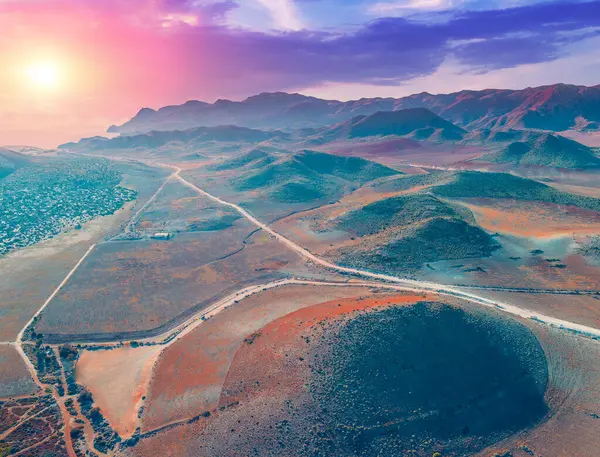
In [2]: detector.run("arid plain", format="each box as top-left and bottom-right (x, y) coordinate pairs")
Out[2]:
(3, 85), (600, 457)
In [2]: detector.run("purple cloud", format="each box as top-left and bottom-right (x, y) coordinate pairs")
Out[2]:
(171, 0), (600, 98)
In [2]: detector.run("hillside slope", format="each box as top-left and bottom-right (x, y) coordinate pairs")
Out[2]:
(207, 149), (277, 171)
(315, 109), (466, 142)
(481, 132), (600, 168)
(0, 148), (30, 179)
(335, 194), (469, 237)
(233, 150), (399, 203)
(433, 171), (600, 211)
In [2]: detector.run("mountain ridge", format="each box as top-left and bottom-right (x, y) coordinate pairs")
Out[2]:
(108, 83), (600, 135)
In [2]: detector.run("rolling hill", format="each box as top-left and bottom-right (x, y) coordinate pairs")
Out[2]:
(336, 209), (500, 273)
(335, 194), (469, 237)
(206, 149), (277, 171)
(314, 109), (466, 142)
(108, 84), (600, 135)
(481, 132), (600, 168)
(433, 171), (600, 212)
(59, 126), (288, 152)
(233, 150), (399, 203)
(0, 148), (30, 179)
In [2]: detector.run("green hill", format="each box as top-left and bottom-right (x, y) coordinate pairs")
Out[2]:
(269, 181), (327, 203)
(293, 150), (399, 183)
(0, 148), (30, 180)
(339, 217), (500, 273)
(336, 194), (469, 237)
(207, 149), (276, 171)
(433, 171), (600, 212)
(316, 109), (466, 143)
(233, 150), (400, 203)
(482, 133), (600, 168)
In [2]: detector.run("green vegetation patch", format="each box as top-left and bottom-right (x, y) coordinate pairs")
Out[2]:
(269, 181), (327, 203)
(293, 150), (399, 183)
(309, 303), (548, 456)
(233, 150), (400, 204)
(372, 171), (452, 193)
(433, 171), (600, 212)
(0, 156), (136, 256)
(233, 157), (314, 191)
(207, 149), (276, 171)
(482, 133), (600, 169)
(336, 194), (465, 237)
(339, 217), (500, 273)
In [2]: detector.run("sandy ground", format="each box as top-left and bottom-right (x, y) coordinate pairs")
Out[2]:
(76, 344), (162, 438)
(559, 130), (600, 147)
(455, 198), (600, 239)
(547, 182), (600, 199)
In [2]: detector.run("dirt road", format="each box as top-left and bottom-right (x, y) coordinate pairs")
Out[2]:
(171, 167), (600, 339)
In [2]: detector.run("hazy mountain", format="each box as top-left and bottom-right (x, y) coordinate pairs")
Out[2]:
(60, 125), (289, 152)
(481, 132), (600, 168)
(108, 84), (600, 135)
(314, 109), (466, 142)
(0, 147), (30, 179)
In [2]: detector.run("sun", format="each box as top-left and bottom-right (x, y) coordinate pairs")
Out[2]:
(26, 61), (61, 90)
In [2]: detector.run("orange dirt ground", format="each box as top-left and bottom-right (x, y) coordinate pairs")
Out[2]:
(76, 344), (162, 438)
(141, 284), (398, 432)
(127, 291), (431, 457)
(457, 198), (600, 238)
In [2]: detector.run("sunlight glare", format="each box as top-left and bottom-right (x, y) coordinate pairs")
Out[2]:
(26, 61), (61, 90)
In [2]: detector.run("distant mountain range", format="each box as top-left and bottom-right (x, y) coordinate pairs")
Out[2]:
(108, 83), (600, 135)
(63, 103), (600, 169)
(60, 108), (469, 153)
(60, 125), (288, 152)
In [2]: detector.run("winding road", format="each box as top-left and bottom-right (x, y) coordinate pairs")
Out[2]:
(169, 165), (600, 339)
(8, 160), (600, 456)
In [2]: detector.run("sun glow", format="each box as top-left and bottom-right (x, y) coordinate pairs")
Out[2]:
(25, 61), (61, 90)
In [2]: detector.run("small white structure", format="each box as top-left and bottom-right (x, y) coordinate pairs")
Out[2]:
(151, 232), (173, 240)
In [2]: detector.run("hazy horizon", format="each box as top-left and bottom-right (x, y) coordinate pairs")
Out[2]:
(2, 0), (600, 147)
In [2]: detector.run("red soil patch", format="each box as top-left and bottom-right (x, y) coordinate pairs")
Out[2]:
(458, 198), (600, 238)
(219, 293), (431, 408)
(129, 291), (429, 457)
(76, 345), (161, 438)
(141, 284), (378, 431)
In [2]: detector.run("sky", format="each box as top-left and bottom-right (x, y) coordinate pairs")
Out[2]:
(1, 0), (600, 147)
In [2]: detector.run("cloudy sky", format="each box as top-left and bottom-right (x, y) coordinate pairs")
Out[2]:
(1, 0), (600, 146)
